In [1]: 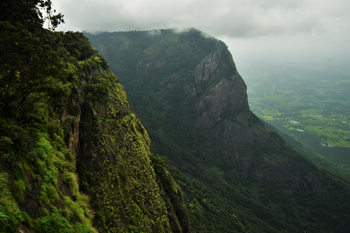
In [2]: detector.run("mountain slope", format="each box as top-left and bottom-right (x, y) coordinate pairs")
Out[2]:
(75, 53), (190, 232)
(0, 16), (190, 233)
(86, 29), (350, 233)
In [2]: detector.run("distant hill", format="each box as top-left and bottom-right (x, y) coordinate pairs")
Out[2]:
(86, 29), (350, 233)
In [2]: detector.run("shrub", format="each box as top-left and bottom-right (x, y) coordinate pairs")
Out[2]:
(38, 213), (73, 233)
(73, 223), (92, 233)
(0, 206), (23, 233)
(62, 172), (79, 197)
(46, 184), (60, 203)
(10, 180), (25, 203)
(22, 211), (33, 228)
(63, 196), (93, 228)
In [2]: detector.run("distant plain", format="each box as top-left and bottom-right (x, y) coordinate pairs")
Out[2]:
(242, 61), (350, 166)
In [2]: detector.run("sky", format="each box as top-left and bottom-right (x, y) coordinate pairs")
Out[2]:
(51, 0), (350, 70)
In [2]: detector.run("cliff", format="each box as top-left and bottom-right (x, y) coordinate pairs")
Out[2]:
(76, 53), (190, 233)
(0, 21), (190, 232)
(86, 29), (350, 233)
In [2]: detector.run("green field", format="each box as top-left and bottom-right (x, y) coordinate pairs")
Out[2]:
(242, 62), (350, 165)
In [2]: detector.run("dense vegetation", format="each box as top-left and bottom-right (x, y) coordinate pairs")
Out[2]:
(0, 1), (190, 232)
(0, 15), (96, 233)
(87, 30), (350, 233)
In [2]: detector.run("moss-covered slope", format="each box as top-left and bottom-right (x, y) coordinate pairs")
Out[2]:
(0, 18), (189, 233)
(76, 51), (189, 233)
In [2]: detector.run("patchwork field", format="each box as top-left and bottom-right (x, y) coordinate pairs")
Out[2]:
(242, 62), (350, 165)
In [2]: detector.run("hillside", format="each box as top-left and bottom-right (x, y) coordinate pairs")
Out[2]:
(86, 29), (350, 233)
(0, 2), (190, 232)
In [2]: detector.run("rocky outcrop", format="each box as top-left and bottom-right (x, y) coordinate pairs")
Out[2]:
(194, 50), (221, 83)
(195, 73), (248, 129)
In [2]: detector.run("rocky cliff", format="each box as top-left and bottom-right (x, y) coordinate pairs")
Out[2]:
(193, 48), (249, 129)
(86, 29), (350, 233)
(76, 57), (190, 233)
(0, 22), (190, 232)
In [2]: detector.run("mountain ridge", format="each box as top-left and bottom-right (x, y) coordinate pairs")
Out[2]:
(86, 29), (350, 232)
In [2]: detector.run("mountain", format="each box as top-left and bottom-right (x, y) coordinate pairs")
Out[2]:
(86, 29), (350, 233)
(0, 6), (190, 232)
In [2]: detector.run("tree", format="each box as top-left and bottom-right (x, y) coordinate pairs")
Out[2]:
(40, 0), (64, 31)
(0, 0), (63, 31)
(0, 21), (64, 114)
(0, 0), (65, 114)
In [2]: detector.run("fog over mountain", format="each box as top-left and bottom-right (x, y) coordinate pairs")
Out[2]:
(53, 0), (350, 68)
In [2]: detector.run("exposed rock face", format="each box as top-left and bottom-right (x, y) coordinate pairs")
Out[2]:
(194, 50), (220, 83)
(194, 49), (248, 129)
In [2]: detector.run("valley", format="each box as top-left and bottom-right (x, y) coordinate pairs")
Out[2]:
(242, 63), (350, 165)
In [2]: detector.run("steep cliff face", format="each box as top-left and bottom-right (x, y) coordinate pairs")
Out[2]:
(0, 23), (190, 232)
(192, 48), (249, 129)
(76, 61), (190, 233)
(86, 29), (350, 233)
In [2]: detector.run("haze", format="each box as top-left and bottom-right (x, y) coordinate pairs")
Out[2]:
(52, 0), (350, 70)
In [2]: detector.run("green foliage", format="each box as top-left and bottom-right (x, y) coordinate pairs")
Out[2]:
(46, 184), (60, 203)
(62, 172), (79, 197)
(0, 12), (98, 233)
(21, 211), (34, 228)
(0, 206), (23, 233)
(9, 180), (25, 203)
(40, 0), (65, 31)
(152, 155), (169, 171)
(60, 32), (96, 61)
(38, 213), (73, 233)
(74, 60), (190, 232)
(62, 196), (94, 229)
(73, 223), (92, 233)
(0, 21), (65, 115)
(0, 173), (23, 233)
(0, 0), (63, 31)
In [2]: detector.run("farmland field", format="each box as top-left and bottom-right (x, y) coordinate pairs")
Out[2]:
(242, 62), (350, 166)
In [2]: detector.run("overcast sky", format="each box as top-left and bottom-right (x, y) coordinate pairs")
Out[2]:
(52, 0), (350, 70)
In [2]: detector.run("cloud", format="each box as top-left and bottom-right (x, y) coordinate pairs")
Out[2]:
(54, 0), (350, 37)
(148, 29), (162, 36)
(52, 0), (350, 67)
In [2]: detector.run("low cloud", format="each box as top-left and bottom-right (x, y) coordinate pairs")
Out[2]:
(54, 0), (350, 37)
(148, 29), (162, 36)
(53, 0), (350, 66)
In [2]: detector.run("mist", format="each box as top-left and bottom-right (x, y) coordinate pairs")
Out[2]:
(52, 0), (350, 79)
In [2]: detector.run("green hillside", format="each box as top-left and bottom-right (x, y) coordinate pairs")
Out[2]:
(87, 29), (350, 233)
(0, 1), (189, 232)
